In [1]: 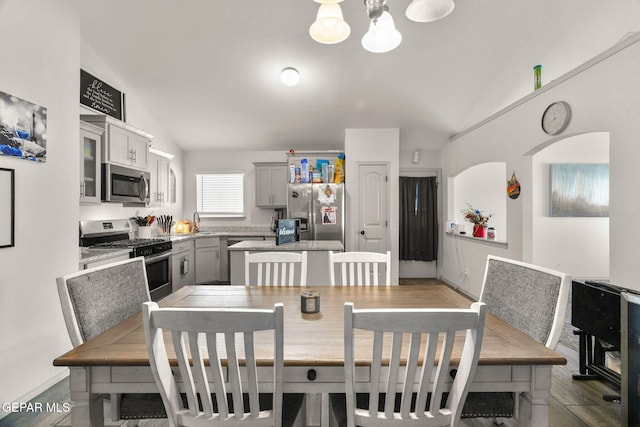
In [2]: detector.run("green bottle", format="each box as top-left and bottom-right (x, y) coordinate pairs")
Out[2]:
(534, 65), (542, 90)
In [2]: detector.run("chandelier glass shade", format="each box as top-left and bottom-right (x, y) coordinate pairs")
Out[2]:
(361, 10), (402, 53)
(405, 0), (455, 23)
(309, 0), (454, 52)
(309, 1), (351, 44)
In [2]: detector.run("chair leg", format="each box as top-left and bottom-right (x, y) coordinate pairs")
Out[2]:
(110, 393), (121, 421)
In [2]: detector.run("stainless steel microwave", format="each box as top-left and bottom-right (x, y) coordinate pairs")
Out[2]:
(102, 163), (150, 204)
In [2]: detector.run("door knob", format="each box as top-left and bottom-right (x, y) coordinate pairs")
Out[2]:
(360, 230), (365, 235)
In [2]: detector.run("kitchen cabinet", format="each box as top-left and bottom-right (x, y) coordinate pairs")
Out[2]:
(254, 162), (287, 207)
(79, 121), (103, 204)
(195, 237), (221, 284)
(149, 153), (170, 205)
(80, 114), (151, 170)
(172, 240), (195, 291)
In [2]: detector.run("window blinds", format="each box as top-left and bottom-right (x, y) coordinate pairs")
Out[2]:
(196, 173), (244, 216)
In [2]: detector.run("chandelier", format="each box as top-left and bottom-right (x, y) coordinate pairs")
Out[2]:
(309, 0), (455, 53)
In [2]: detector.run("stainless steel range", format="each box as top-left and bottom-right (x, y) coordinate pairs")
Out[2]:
(79, 219), (173, 301)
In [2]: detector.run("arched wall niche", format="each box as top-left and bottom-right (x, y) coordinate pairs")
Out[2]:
(448, 162), (507, 240)
(529, 132), (610, 280)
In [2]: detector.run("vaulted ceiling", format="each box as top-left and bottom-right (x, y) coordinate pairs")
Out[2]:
(80, 0), (640, 152)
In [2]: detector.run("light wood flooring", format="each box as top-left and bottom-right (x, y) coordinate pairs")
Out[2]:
(0, 279), (621, 427)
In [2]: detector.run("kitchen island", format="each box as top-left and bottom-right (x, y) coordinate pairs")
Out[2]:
(229, 240), (344, 285)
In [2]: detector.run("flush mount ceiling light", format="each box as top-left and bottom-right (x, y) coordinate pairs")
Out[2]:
(308, 0), (454, 52)
(281, 67), (301, 86)
(309, 0), (351, 44)
(406, 0), (455, 22)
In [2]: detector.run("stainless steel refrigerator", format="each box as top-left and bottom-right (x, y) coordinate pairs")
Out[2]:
(287, 183), (345, 244)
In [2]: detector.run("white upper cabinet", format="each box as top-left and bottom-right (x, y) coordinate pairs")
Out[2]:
(80, 114), (151, 170)
(79, 121), (103, 204)
(149, 152), (170, 206)
(254, 162), (287, 207)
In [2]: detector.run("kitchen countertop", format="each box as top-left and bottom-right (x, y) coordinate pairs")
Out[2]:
(79, 247), (131, 265)
(166, 230), (276, 243)
(228, 240), (344, 251)
(79, 228), (277, 264)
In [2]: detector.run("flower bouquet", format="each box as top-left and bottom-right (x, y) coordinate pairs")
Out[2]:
(461, 204), (493, 237)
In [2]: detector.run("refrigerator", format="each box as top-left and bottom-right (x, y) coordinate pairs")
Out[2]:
(287, 183), (345, 244)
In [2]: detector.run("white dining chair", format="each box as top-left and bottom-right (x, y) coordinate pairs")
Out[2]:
(56, 257), (167, 421)
(341, 301), (487, 427)
(142, 301), (284, 427)
(462, 255), (571, 420)
(328, 250), (391, 286)
(244, 251), (308, 286)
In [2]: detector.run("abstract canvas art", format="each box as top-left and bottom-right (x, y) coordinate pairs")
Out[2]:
(550, 163), (609, 217)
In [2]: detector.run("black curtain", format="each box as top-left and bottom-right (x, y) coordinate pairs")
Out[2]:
(399, 176), (437, 261)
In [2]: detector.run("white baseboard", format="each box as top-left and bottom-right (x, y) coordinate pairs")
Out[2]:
(0, 369), (69, 420)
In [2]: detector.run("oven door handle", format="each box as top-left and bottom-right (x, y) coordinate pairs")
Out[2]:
(144, 252), (171, 264)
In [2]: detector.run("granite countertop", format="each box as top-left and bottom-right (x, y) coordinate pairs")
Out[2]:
(80, 227), (277, 263)
(165, 230), (276, 243)
(79, 247), (131, 265)
(228, 240), (344, 252)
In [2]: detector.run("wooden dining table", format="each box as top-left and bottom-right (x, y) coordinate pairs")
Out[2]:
(53, 284), (566, 427)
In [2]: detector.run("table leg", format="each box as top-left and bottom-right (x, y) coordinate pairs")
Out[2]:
(517, 366), (552, 427)
(69, 367), (104, 427)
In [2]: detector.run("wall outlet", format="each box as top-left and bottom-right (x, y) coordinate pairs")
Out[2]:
(462, 269), (469, 280)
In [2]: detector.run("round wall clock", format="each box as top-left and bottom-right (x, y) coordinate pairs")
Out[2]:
(541, 101), (571, 135)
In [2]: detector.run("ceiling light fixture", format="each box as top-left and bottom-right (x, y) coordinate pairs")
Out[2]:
(309, 0), (454, 52)
(405, 0), (455, 23)
(281, 67), (301, 86)
(309, 0), (351, 44)
(361, 4), (402, 53)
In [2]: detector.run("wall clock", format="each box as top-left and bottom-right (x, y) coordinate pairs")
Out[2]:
(541, 101), (571, 135)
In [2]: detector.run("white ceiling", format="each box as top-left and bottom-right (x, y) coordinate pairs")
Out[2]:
(79, 0), (640, 152)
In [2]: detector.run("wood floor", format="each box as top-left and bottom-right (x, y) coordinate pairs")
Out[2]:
(0, 279), (621, 427)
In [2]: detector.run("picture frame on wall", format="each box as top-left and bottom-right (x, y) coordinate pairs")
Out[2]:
(0, 167), (15, 248)
(0, 91), (48, 162)
(80, 69), (126, 122)
(550, 163), (609, 217)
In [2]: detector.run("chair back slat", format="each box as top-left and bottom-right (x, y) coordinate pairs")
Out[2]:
(143, 302), (284, 427)
(205, 332), (229, 418)
(243, 331), (260, 417)
(330, 251), (391, 286)
(343, 302), (487, 427)
(399, 332), (422, 418)
(245, 251), (307, 287)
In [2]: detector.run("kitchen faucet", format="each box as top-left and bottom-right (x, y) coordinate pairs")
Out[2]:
(193, 211), (200, 232)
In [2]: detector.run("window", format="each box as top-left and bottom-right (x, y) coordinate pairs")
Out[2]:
(196, 173), (244, 217)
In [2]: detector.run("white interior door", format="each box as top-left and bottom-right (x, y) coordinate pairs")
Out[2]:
(357, 163), (389, 253)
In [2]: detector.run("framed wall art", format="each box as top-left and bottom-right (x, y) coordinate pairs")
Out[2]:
(0, 91), (47, 162)
(0, 167), (15, 247)
(80, 69), (126, 121)
(550, 163), (609, 217)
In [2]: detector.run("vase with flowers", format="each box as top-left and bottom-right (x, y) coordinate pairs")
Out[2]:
(461, 204), (493, 238)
